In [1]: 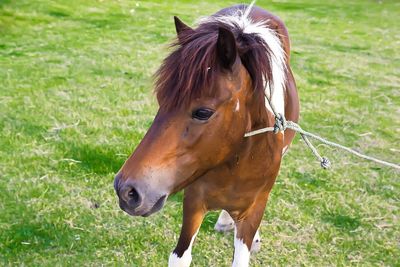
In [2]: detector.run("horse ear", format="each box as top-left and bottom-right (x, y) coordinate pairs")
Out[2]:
(174, 16), (194, 38)
(217, 27), (237, 69)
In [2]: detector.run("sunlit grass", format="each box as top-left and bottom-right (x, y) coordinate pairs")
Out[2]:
(0, 0), (399, 266)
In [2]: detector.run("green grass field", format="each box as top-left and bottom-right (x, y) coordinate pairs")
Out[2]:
(1, 0), (399, 266)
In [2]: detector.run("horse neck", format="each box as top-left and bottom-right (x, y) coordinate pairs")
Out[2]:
(248, 94), (274, 132)
(243, 94), (282, 153)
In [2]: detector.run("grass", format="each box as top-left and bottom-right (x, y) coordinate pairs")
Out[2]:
(0, 0), (399, 266)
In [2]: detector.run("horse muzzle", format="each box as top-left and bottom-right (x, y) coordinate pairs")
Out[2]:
(114, 173), (168, 217)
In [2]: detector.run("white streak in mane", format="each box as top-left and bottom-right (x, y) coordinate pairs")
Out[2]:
(198, 2), (287, 116)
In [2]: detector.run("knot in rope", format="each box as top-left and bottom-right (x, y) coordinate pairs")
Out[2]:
(273, 113), (287, 134)
(320, 157), (331, 169)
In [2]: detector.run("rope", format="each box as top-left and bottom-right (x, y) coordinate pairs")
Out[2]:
(245, 115), (400, 170)
(248, 75), (400, 170)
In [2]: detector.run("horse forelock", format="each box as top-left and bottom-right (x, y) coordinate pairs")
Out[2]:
(155, 24), (220, 111)
(155, 4), (286, 115)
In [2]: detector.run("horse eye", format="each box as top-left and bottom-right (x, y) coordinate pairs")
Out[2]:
(192, 108), (214, 121)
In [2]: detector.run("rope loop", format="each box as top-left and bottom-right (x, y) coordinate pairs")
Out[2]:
(273, 113), (287, 134)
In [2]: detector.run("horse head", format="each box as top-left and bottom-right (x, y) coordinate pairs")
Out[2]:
(114, 17), (262, 217)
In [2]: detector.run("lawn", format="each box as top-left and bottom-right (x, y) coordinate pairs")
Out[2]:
(0, 0), (399, 266)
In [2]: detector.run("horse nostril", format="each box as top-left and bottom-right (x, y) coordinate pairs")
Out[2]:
(120, 184), (142, 209)
(128, 187), (140, 204)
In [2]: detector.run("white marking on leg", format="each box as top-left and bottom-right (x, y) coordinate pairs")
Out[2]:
(215, 210), (234, 232)
(250, 229), (261, 253)
(232, 227), (250, 267)
(168, 229), (199, 267)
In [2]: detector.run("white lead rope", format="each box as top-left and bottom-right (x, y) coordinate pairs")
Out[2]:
(247, 78), (399, 170)
(244, 114), (400, 170)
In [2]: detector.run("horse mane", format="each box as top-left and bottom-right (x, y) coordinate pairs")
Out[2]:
(155, 5), (285, 115)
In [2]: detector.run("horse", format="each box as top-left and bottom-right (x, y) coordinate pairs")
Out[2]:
(114, 3), (299, 266)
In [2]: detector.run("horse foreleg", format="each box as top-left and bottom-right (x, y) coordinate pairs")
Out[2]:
(168, 195), (205, 267)
(250, 229), (261, 253)
(232, 198), (268, 267)
(216, 209), (261, 253)
(232, 223), (259, 267)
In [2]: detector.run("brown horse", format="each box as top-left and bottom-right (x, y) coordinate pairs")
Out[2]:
(114, 3), (299, 266)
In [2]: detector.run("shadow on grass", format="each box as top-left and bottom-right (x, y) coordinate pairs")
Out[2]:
(1, 221), (73, 254)
(322, 212), (361, 232)
(0, 189), (78, 258)
(57, 141), (124, 176)
(0, 0), (11, 9)
(290, 171), (327, 189)
(48, 10), (70, 18)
